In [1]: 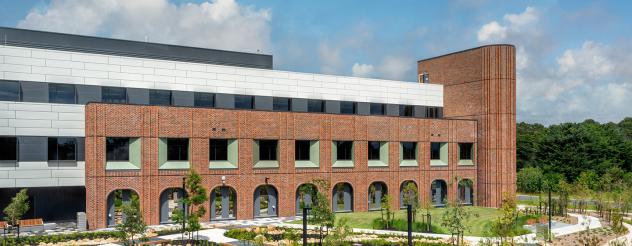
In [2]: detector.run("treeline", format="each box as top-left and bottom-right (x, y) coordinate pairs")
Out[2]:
(516, 117), (632, 193)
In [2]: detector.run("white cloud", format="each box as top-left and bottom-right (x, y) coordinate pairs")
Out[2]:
(318, 43), (342, 74)
(477, 21), (507, 42)
(351, 63), (374, 77)
(18, 0), (272, 53)
(477, 6), (538, 42)
(504, 6), (537, 28)
(378, 55), (413, 81)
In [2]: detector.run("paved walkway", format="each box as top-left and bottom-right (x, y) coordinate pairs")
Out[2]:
(604, 222), (632, 246)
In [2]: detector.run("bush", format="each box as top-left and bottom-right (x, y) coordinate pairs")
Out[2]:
(517, 167), (544, 193)
(0, 231), (122, 245)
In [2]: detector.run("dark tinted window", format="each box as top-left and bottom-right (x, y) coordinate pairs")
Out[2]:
(235, 95), (253, 109)
(167, 138), (189, 161)
(49, 84), (76, 104)
(295, 140), (310, 161)
(48, 137), (76, 161)
(402, 142), (416, 160)
(368, 141), (381, 160)
(369, 103), (384, 115)
(340, 101), (356, 114)
(0, 80), (21, 101)
(209, 139), (228, 161)
(149, 90), (172, 106)
(399, 105), (414, 117)
(273, 97), (291, 111)
(427, 107), (443, 118)
(194, 92), (214, 107)
(0, 137), (17, 161)
(459, 143), (473, 160)
(430, 142), (442, 160)
(336, 141), (353, 160)
(307, 99), (324, 113)
(102, 87), (127, 103)
(258, 140), (277, 161)
(106, 138), (129, 161)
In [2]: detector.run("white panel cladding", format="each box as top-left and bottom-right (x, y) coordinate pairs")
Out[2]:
(0, 101), (85, 137)
(1, 45), (444, 107)
(0, 161), (86, 188)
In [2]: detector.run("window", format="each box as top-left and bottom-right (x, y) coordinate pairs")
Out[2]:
(235, 95), (254, 109)
(149, 90), (172, 106)
(369, 103), (384, 115)
(0, 80), (20, 101)
(459, 143), (473, 160)
(295, 140), (311, 161)
(340, 101), (356, 114)
(49, 83), (76, 104)
(399, 105), (414, 117)
(273, 97), (291, 111)
(368, 141), (381, 160)
(106, 138), (129, 161)
(194, 92), (214, 107)
(427, 107), (442, 118)
(307, 99), (324, 113)
(430, 142), (442, 160)
(401, 142), (417, 160)
(258, 140), (277, 161)
(209, 139), (228, 161)
(102, 87), (127, 103)
(167, 138), (189, 161)
(48, 137), (76, 161)
(336, 141), (353, 160)
(0, 137), (17, 161)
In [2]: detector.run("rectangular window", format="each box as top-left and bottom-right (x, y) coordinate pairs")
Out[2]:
(399, 105), (414, 117)
(336, 141), (353, 161)
(295, 140), (311, 161)
(102, 87), (127, 103)
(340, 101), (356, 114)
(368, 141), (381, 160)
(273, 97), (291, 111)
(369, 103), (385, 115)
(427, 107), (442, 118)
(209, 139), (228, 161)
(194, 92), (214, 107)
(0, 80), (21, 101)
(49, 83), (76, 104)
(459, 143), (473, 160)
(149, 89), (172, 106)
(167, 138), (189, 161)
(258, 140), (278, 161)
(106, 138), (129, 161)
(48, 137), (76, 161)
(234, 95), (254, 109)
(0, 137), (17, 161)
(307, 99), (324, 113)
(430, 142), (442, 160)
(401, 142), (417, 160)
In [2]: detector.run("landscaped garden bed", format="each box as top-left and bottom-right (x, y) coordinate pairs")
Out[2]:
(0, 231), (122, 245)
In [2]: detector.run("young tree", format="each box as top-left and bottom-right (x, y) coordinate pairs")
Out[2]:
(401, 182), (419, 222)
(489, 193), (518, 244)
(380, 195), (394, 229)
(308, 179), (335, 246)
(172, 170), (208, 241)
(116, 193), (147, 245)
(3, 189), (29, 226)
(441, 201), (477, 246)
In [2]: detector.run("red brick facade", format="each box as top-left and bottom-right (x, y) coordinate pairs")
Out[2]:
(85, 104), (479, 229)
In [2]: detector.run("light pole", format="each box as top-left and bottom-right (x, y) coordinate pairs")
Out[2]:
(407, 204), (413, 246)
(182, 177), (187, 240)
(302, 206), (311, 246)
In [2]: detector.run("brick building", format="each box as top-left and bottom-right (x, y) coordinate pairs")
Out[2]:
(0, 27), (515, 229)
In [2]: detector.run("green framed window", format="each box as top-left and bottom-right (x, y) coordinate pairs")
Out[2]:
(367, 141), (388, 167)
(430, 142), (448, 166)
(253, 140), (279, 168)
(399, 142), (418, 167)
(295, 140), (319, 168)
(105, 137), (141, 170)
(209, 139), (238, 169)
(332, 141), (354, 168)
(158, 138), (190, 169)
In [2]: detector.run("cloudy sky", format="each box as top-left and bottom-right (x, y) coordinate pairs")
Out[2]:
(1, 0), (631, 124)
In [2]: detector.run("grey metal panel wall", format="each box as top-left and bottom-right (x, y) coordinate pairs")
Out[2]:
(127, 88), (149, 105)
(215, 94), (234, 108)
(325, 101), (340, 114)
(18, 136), (47, 162)
(414, 106), (427, 118)
(291, 98), (307, 112)
(386, 104), (399, 116)
(254, 96), (273, 111)
(172, 91), (194, 107)
(20, 81), (49, 103)
(76, 85), (101, 104)
(356, 102), (370, 115)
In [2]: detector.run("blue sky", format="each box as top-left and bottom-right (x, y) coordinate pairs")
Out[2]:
(1, 0), (631, 124)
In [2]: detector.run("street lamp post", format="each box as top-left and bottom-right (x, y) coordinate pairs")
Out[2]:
(407, 204), (413, 246)
(182, 177), (187, 240)
(302, 206), (311, 246)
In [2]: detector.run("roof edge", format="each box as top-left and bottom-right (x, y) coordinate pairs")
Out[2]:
(417, 44), (515, 62)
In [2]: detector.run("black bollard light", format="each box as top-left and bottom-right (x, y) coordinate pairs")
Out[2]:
(407, 204), (413, 246)
(303, 206), (311, 246)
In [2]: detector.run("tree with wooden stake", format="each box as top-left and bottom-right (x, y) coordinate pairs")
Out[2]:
(172, 170), (208, 241)
(116, 193), (146, 245)
(3, 188), (29, 239)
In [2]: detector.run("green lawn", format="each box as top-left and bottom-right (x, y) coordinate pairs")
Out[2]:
(290, 206), (510, 236)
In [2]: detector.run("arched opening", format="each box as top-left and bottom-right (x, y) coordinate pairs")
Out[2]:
(400, 180), (418, 209)
(254, 185), (278, 217)
(332, 182), (353, 213)
(210, 186), (236, 220)
(430, 180), (447, 207)
(159, 188), (186, 224)
(368, 182), (388, 211)
(458, 179), (474, 206)
(296, 183), (318, 215)
(106, 189), (138, 227)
